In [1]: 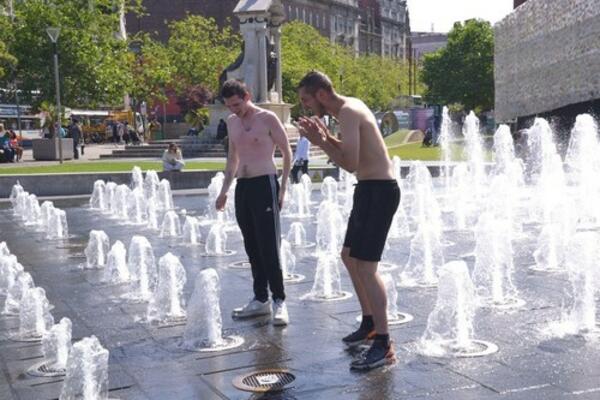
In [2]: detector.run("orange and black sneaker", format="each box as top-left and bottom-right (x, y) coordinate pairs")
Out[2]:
(350, 340), (395, 371)
(342, 328), (376, 347)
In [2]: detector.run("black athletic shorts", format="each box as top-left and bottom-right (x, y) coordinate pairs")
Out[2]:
(343, 179), (400, 262)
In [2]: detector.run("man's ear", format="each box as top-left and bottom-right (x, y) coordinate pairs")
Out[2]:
(244, 92), (251, 102)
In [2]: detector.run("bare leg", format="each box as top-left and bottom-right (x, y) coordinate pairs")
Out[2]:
(341, 247), (372, 316)
(355, 260), (388, 335)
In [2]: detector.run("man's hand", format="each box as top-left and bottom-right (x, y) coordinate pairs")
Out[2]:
(278, 188), (285, 210)
(215, 193), (227, 211)
(298, 116), (328, 146)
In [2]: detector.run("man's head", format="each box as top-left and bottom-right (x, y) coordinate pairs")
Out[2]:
(168, 142), (178, 152)
(221, 80), (251, 117)
(297, 71), (334, 118)
(0, 123), (4, 132)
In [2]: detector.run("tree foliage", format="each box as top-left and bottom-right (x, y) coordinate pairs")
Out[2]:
(2, 0), (139, 109)
(167, 15), (241, 94)
(0, 13), (17, 79)
(420, 19), (494, 113)
(281, 21), (412, 113)
(128, 33), (174, 105)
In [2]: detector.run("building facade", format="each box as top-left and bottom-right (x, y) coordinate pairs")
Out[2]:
(126, 0), (411, 59)
(494, 0), (600, 129)
(410, 32), (448, 62)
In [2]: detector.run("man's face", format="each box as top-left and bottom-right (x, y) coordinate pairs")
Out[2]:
(224, 94), (249, 117)
(298, 88), (325, 118)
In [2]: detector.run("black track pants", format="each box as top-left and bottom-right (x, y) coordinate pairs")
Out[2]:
(235, 175), (285, 302)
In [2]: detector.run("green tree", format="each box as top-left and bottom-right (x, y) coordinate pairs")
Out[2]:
(167, 15), (241, 94)
(281, 21), (410, 112)
(0, 20), (16, 79)
(421, 19), (494, 113)
(128, 34), (174, 106)
(2, 0), (136, 108)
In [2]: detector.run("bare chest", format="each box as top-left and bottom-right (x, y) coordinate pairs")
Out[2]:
(232, 120), (273, 150)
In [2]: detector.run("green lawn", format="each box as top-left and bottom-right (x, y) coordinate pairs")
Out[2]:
(388, 141), (492, 161)
(383, 129), (412, 147)
(0, 161), (225, 175)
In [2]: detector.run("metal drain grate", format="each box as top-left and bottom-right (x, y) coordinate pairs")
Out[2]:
(233, 369), (295, 393)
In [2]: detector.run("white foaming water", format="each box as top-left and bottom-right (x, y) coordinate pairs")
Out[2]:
(143, 170), (160, 201)
(9, 181), (24, 207)
(160, 210), (181, 238)
(158, 179), (174, 210)
(182, 216), (202, 244)
(280, 239), (297, 279)
(286, 222), (310, 247)
(300, 173), (313, 205)
(126, 236), (156, 301)
(565, 114), (600, 226)
(315, 201), (344, 255)
(184, 268), (241, 350)
(0, 254), (23, 295)
(127, 187), (147, 224)
(19, 286), (54, 339)
(321, 176), (338, 203)
(288, 183), (311, 218)
(104, 182), (117, 213)
(0, 241), (9, 256)
(303, 254), (348, 300)
(206, 172), (225, 220)
(462, 111), (486, 191)
(42, 317), (72, 371)
(146, 200), (159, 230)
(46, 208), (69, 240)
(147, 253), (186, 323)
(438, 106), (453, 190)
(526, 118), (568, 224)
(104, 241), (130, 283)
(400, 224), (444, 287)
(24, 194), (42, 226)
(205, 223), (229, 255)
(419, 261), (483, 357)
(448, 163), (471, 230)
(131, 166), (144, 191)
(59, 336), (109, 400)
(3, 271), (34, 315)
(472, 212), (523, 309)
(493, 124), (524, 186)
(83, 230), (110, 269)
(89, 180), (107, 210)
(546, 232), (600, 338)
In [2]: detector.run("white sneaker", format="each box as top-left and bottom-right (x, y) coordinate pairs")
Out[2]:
(232, 298), (271, 318)
(272, 299), (289, 326)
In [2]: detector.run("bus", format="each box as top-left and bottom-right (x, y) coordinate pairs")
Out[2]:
(0, 104), (43, 144)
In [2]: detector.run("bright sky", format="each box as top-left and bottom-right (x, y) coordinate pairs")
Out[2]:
(407, 0), (514, 33)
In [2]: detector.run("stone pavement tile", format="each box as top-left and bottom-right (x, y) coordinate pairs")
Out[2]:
(443, 359), (555, 395)
(8, 362), (136, 400)
(0, 384), (17, 400)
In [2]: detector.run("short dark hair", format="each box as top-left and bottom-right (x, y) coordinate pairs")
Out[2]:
(221, 79), (249, 99)
(297, 71), (334, 95)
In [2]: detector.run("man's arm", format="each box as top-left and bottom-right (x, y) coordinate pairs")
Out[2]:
(299, 111), (359, 172)
(269, 114), (292, 206)
(216, 132), (239, 210)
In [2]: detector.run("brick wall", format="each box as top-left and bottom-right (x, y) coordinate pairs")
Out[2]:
(494, 0), (600, 121)
(126, 0), (239, 42)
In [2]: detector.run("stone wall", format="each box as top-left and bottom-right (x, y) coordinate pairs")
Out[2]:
(494, 0), (600, 122)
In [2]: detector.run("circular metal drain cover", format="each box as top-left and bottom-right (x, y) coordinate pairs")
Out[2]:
(233, 369), (295, 393)
(27, 361), (66, 377)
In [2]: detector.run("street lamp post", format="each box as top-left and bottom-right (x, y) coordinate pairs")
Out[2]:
(46, 27), (63, 164)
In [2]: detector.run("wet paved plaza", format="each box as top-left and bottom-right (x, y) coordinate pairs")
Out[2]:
(1, 190), (600, 400)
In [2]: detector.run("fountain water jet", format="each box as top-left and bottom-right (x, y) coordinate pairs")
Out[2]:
(59, 336), (109, 400)
(419, 261), (498, 357)
(147, 253), (187, 325)
(83, 230), (110, 269)
(183, 268), (244, 351)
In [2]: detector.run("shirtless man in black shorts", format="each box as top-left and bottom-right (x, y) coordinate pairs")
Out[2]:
(297, 71), (400, 370)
